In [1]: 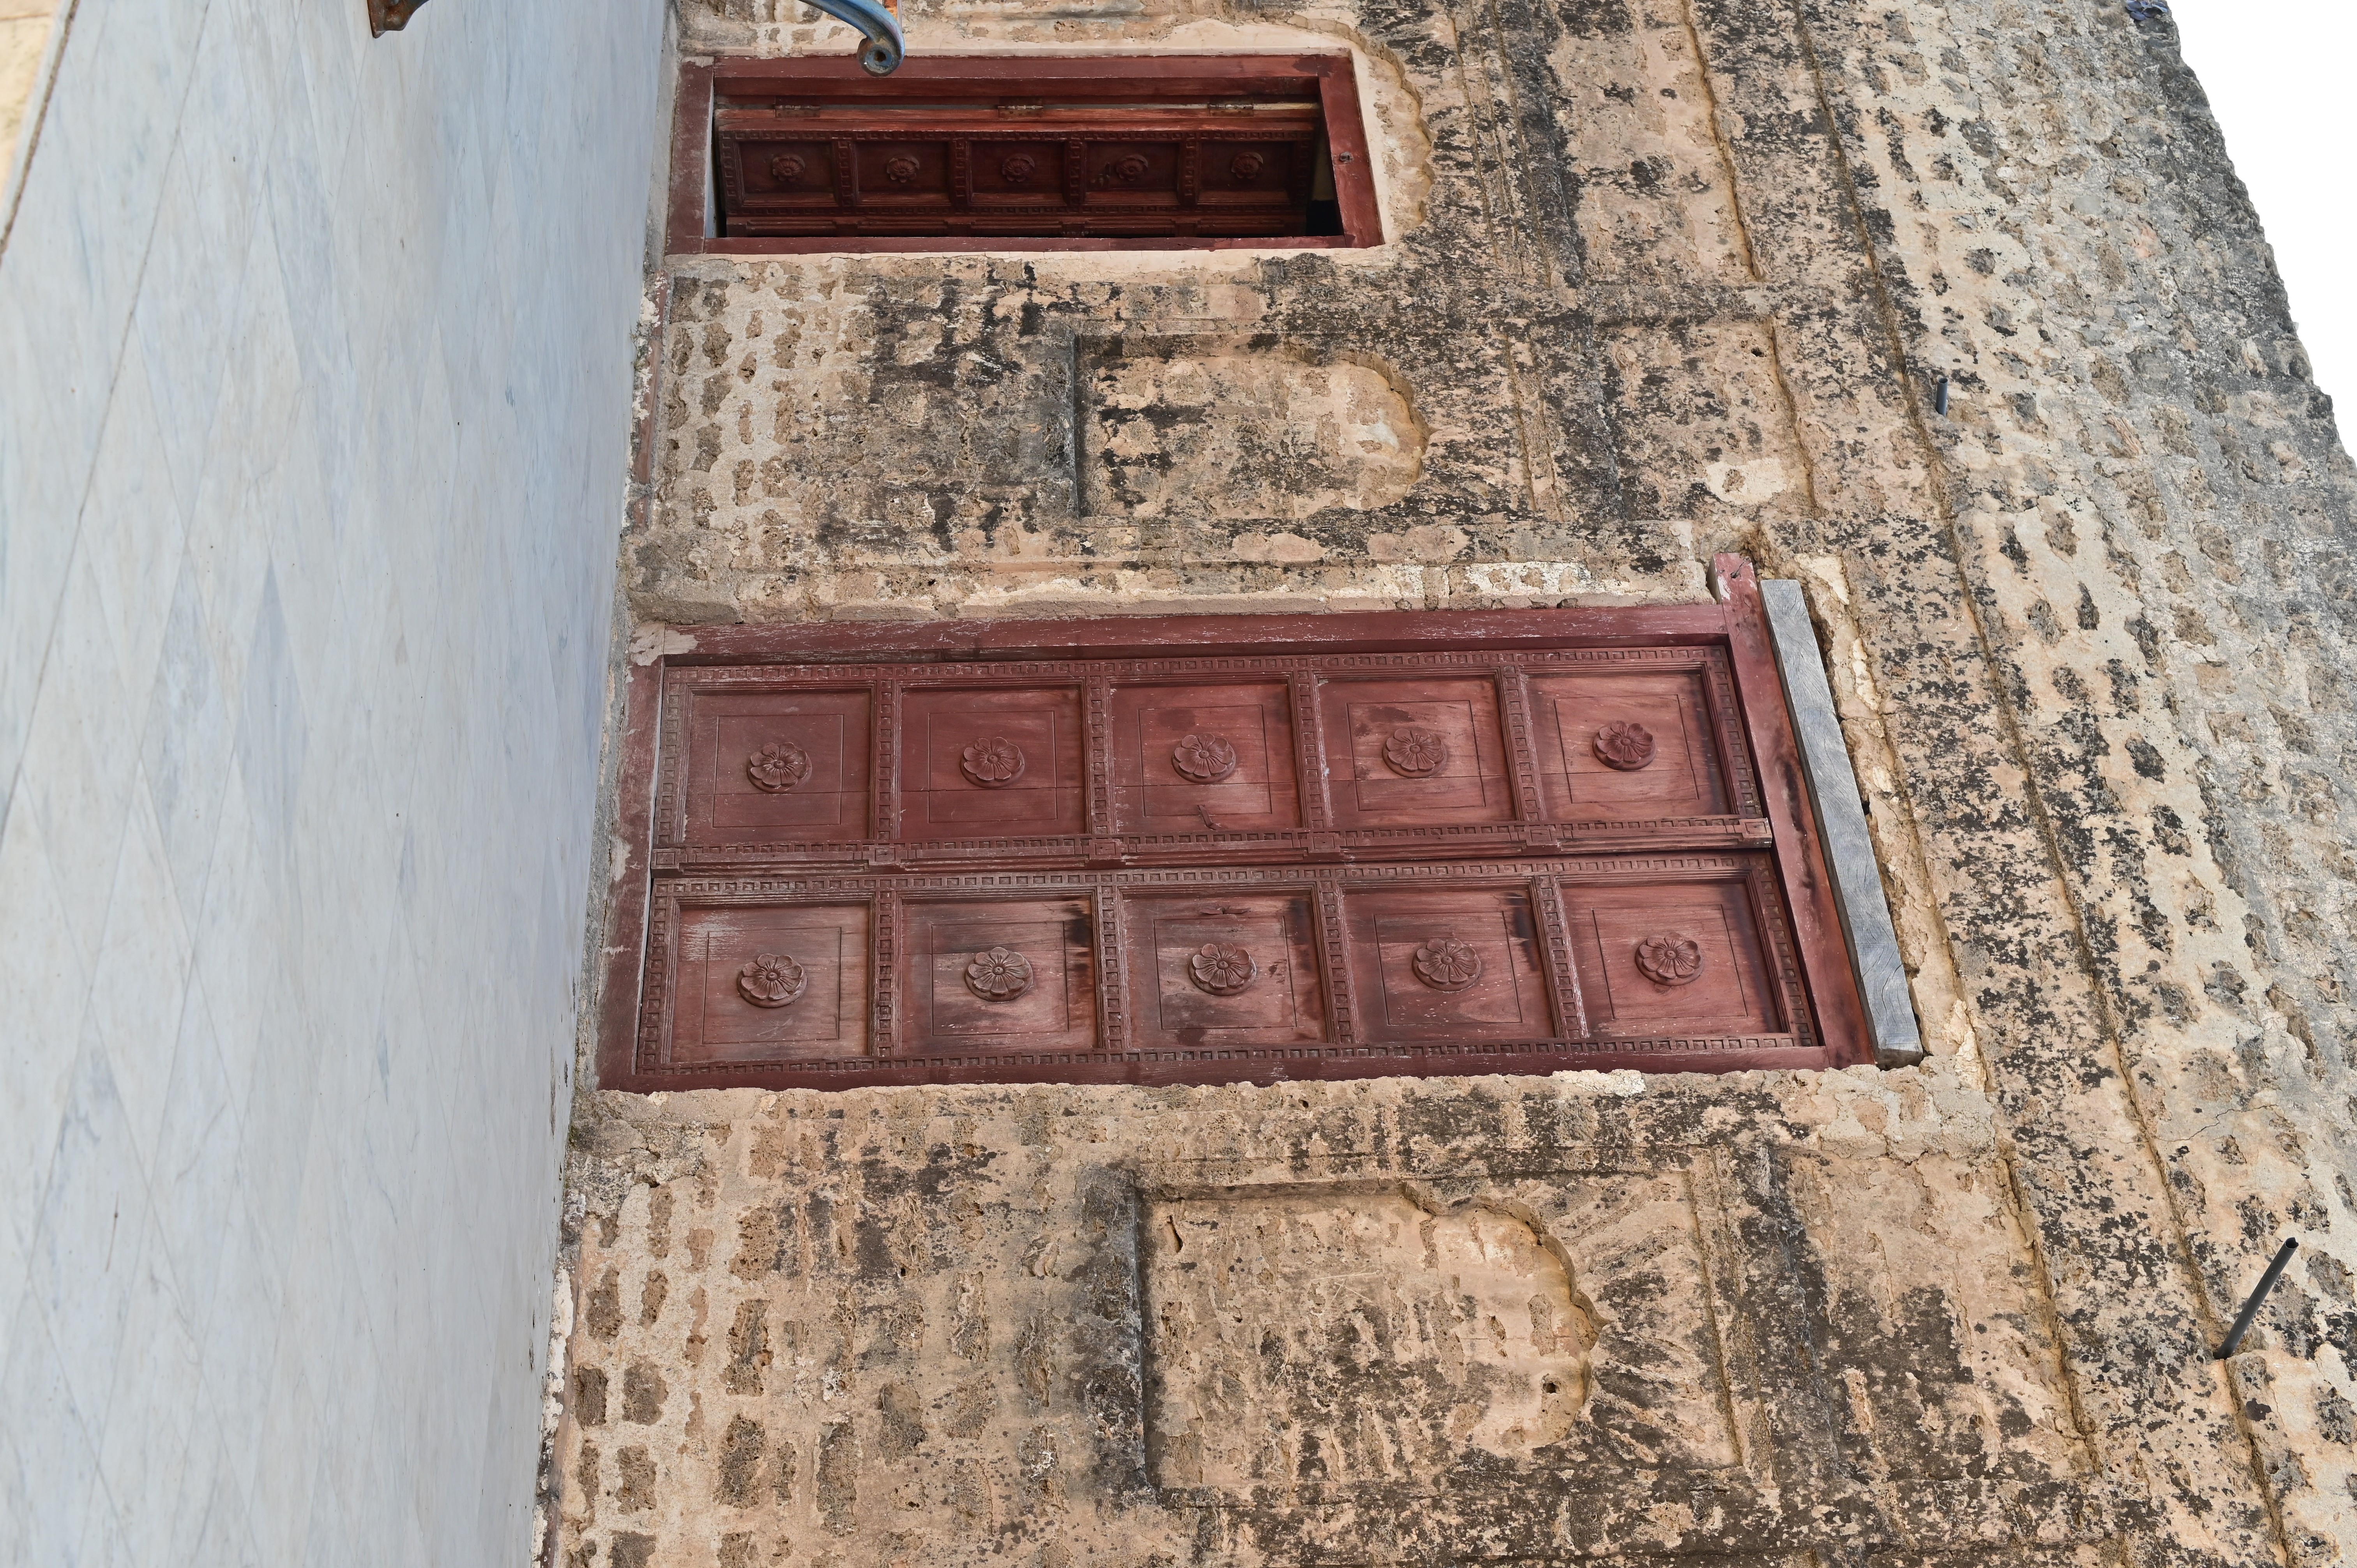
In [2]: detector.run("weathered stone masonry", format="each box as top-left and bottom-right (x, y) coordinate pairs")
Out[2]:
(549, 0), (2357, 1564)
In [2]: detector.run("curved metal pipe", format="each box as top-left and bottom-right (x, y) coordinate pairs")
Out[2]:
(803, 0), (904, 75)
(367, 0), (428, 35)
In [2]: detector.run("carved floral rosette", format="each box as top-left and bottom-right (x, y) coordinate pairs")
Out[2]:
(965, 946), (1034, 1001)
(1634, 933), (1705, 987)
(1187, 942), (1256, 996)
(1171, 732), (1240, 784)
(747, 739), (813, 792)
(1382, 726), (1449, 778)
(1411, 936), (1483, 992)
(1592, 720), (1657, 771)
(737, 952), (808, 1008)
(960, 736), (1027, 788)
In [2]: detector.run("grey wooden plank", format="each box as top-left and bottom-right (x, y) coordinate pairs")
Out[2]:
(1762, 579), (1924, 1066)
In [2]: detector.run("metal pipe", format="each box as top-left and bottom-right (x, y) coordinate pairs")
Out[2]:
(368, 0), (428, 34)
(2219, 1238), (2298, 1359)
(804, 0), (905, 74)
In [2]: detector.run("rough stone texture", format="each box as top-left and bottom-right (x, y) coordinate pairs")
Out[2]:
(557, 0), (2357, 1563)
(0, 0), (57, 200)
(560, 1067), (2133, 1566)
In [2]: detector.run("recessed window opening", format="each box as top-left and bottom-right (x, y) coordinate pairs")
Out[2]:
(668, 57), (1382, 254)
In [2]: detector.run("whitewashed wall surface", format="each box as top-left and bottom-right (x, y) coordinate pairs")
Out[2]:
(0, 0), (665, 1559)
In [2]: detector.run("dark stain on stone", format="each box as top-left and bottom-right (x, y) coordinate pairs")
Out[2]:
(586, 1268), (622, 1341)
(622, 1363), (667, 1424)
(615, 1446), (656, 1513)
(879, 1383), (928, 1457)
(724, 1299), (770, 1395)
(572, 1366), (607, 1427)
(717, 1414), (766, 1506)
(817, 1422), (859, 1533)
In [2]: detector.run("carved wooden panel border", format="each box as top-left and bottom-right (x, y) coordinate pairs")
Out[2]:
(652, 643), (1769, 869)
(629, 854), (1813, 1086)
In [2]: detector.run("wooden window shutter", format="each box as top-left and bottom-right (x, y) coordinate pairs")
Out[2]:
(600, 558), (1876, 1090)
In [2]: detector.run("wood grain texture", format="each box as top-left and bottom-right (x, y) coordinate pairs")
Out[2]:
(670, 55), (1381, 251)
(599, 593), (1871, 1088)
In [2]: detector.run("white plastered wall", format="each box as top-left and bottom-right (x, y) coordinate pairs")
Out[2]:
(0, 0), (665, 1559)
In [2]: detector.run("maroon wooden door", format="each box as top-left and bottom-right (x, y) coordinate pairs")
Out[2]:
(601, 558), (1872, 1090)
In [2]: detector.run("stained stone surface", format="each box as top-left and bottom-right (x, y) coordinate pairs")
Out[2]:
(1081, 341), (1426, 523)
(553, 0), (2357, 1563)
(557, 1068), (2126, 1567)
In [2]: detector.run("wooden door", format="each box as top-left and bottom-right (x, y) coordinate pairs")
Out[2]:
(602, 558), (1872, 1089)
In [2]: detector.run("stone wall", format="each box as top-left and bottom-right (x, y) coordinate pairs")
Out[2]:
(0, 0), (666, 1561)
(563, 1065), (2120, 1567)
(556, 0), (2357, 1564)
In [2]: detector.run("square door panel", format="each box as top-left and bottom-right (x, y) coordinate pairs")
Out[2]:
(726, 138), (838, 207)
(907, 898), (1097, 1053)
(1530, 669), (1732, 820)
(1323, 677), (1513, 828)
(680, 688), (872, 846)
(1198, 139), (1303, 205)
(1083, 141), (1182, 205)
(971, 139), (1066, 206)
(901, 687), (1086, 839)
(855, 141), (952, 206)
(664, 903), (871, 1064)
(1343, 886), (1555, 1044)
(1111, 682), (1302, 833)
(1566, 875), (1783, 1039)
(1127, 892), (1324, 1049)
